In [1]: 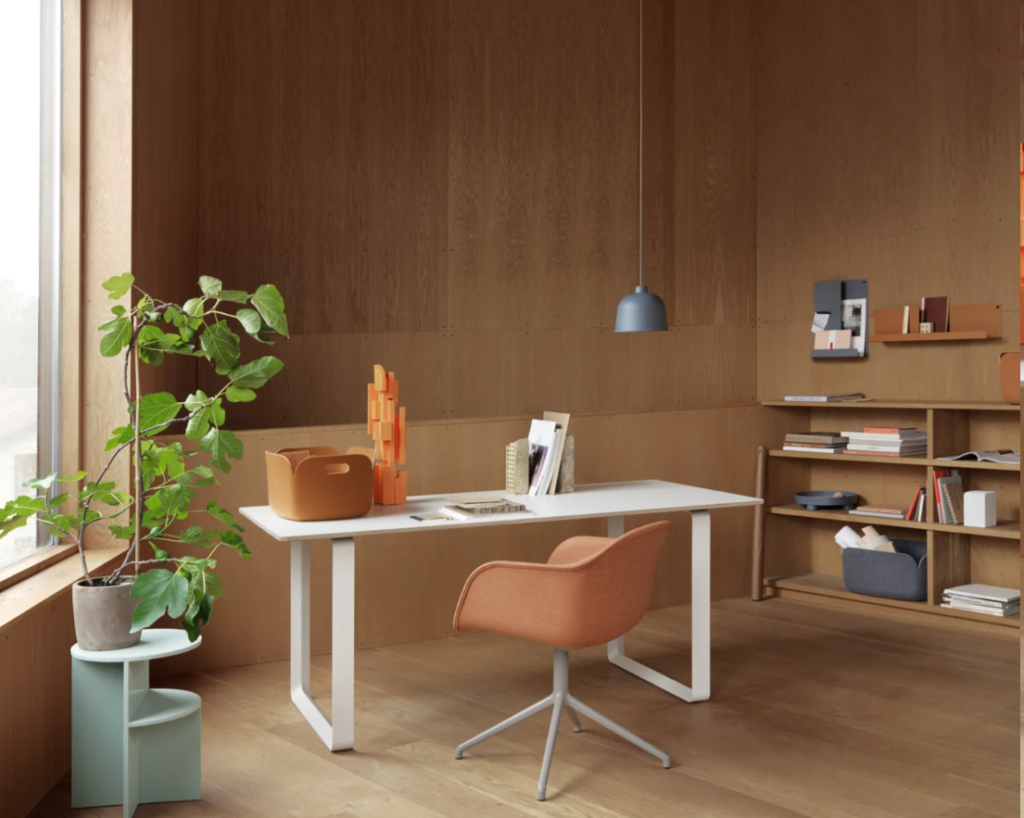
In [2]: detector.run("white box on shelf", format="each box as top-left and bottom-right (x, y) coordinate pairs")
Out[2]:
(963, 490), (997, 528)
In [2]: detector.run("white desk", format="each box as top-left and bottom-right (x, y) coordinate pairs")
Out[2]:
(241, 480), (761, 752)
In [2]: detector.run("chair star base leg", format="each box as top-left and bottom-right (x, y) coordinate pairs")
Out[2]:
(455, 648), (670, 801)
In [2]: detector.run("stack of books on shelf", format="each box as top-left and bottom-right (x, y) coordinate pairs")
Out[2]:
(941, 584), (1019, 618)
(782, 431), (849, 454)
(843, 426), (927, 458)
(850, 504), (906, 519)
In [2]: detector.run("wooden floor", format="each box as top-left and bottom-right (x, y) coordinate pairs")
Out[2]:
(29, 599), (1020, 818)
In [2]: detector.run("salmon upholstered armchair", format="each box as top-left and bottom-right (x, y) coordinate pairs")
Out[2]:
(453, 520), (673, 801)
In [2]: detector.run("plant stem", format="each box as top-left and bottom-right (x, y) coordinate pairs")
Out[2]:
(133, 323), (142, 571)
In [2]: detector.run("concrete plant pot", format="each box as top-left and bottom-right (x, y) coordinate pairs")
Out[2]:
(72, 577), (142, 651)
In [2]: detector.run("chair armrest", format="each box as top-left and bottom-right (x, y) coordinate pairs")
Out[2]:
(547, 536), (613, 566)
(453, 560), (596, 649)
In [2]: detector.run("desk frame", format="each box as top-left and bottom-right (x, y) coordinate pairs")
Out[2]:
(288, 510), (711, 752)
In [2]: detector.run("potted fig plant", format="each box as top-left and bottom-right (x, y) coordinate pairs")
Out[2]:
(0, 273), (288, 649)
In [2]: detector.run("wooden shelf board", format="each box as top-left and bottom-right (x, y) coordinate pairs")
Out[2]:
(868, 331), (991, 343)
(765, 573), (1020, 628)
(762, 400), (1018, 412)
(769, 504), (1021, 540)
(768, 449), (1020, 472)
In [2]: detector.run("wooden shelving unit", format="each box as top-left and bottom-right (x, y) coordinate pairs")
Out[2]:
(754, 400), (1021, 630)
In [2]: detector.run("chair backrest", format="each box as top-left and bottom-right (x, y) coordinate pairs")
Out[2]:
(567, 521), (672, 647)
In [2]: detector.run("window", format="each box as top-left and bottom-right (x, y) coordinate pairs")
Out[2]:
(0, 0), (61, 572)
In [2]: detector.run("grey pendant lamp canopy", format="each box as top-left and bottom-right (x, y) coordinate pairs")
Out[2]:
(615, 0), (668, 333)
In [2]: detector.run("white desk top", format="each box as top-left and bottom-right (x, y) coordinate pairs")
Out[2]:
(240, 480), (761, 542)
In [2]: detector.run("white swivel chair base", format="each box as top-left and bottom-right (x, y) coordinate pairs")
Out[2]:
(455, 647), (671, 801)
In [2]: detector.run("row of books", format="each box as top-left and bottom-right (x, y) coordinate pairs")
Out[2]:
(783, 426), (927, 458)
(941, 584), (1019, 618)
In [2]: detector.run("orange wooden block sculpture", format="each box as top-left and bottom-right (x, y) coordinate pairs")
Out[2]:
(368, 364), (408, 504)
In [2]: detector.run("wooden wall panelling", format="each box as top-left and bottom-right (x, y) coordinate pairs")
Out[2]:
(132, 0), (199, 400)
(447, 0), (643, 333)
(80, 0), (134, 547)
(756, 0), (1019, 402)
(154, 404), (788, 674)
(674, 0), (756, 327)
(198, 0), (449, 339)
(0, 597), (76, 818)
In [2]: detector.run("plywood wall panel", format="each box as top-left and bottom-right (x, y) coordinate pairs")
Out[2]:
(447, 0), (644, 333)
(756, 0), (1019, 402)
(673, 0), (756, 327)
(0, 597), (75, 818)
(133, 0), (200, 400)
(198, 0), (450, 338)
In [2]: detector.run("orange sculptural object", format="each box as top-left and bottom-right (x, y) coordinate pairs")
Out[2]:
(367, 364), (407, 504)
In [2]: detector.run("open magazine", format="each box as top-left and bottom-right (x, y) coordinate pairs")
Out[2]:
(937, 450), (1019, 464)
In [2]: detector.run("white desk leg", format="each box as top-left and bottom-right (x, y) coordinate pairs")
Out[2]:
(606, 510), (711, 703)
(290, 538), (356, 751)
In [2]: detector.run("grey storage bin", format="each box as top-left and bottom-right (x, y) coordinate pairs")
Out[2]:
(842, 539), (927, 602)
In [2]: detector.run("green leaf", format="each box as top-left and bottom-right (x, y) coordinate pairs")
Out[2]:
(199, 276), (223, 297)
(199, 321), (240, 375)
(183, 390), (210, 413)
(227, 356), (284, 390)
(22, 473), (57, 490)
(185, 406), (212, 441)
(251, 284), (289, 338)
(219, 529), (252, 559)
(204, 571), (225, 599)
(139, 392), (180, 434)
(182, 297), (205, 318)
(102, 273), (134, 300)
(99, 315), (131, 357)
(217, 290), (249, 304)
(108, 523), (134, 541)
(200, 428), (244, 474)
(129, 569), (189, 632)
(225, 386), (257, 403)
(180, 525), (217, 546)
(137, 325), (168, 365)
(105, 424), (134, 452)
(181, 594), (213, 642)
(155, 484), (195, 518)
(206, 501), (236, 528)
(235, 308), (262, 335)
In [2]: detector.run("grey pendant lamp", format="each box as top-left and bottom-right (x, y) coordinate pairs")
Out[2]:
(615, 0), (668, 333)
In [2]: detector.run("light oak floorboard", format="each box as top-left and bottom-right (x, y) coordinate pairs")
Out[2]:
(30, 599), (1017, 818)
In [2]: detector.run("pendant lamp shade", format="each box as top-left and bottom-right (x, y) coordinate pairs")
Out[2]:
(615, 0), (667, 333)
(615, 285), (668, 332)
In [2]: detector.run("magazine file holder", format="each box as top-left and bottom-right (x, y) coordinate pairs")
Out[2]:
(266, 446), (374, 521)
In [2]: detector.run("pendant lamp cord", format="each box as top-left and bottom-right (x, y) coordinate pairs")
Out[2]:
(638, 0), (643, 288)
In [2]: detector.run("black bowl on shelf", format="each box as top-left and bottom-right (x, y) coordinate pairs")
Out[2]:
(794, 490), (858, 511)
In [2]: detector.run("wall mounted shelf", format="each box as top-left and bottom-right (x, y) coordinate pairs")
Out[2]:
(868, 330), (992, 343)
(869, 303), (1001, 344)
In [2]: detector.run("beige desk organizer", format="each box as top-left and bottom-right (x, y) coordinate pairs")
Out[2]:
(266, 446), (374, 521)
(506, 436), (574, 495)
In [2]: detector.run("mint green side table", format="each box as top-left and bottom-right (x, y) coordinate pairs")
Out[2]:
(71, 629), (202, 817)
